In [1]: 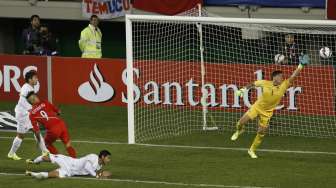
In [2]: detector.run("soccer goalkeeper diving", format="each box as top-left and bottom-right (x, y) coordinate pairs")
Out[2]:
(231, 54), (309, 159)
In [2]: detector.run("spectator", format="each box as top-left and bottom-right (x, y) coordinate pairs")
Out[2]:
(78, 15), (102, 58)
(39, 24), (58, 56)
(284, 34), (301, 64)
(22, 15), (41, 55)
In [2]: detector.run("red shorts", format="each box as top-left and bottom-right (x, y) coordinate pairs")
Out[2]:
(44, 122), (70, 145)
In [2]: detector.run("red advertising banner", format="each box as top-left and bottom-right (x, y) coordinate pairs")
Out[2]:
(52, 57), (126, 106)
(51, 57), (335, 116)
(133, 61), (335, 116)
(0, 55), (48, 102)
(133, 0), (202, 15)
(0, 55), (333, 116)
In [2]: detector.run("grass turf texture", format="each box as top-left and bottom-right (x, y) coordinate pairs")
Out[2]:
(133, 106), (336, 143)
(0, 101), (336, 188)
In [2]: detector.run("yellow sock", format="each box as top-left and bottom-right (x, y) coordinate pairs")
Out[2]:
(250, 133), (265, 152)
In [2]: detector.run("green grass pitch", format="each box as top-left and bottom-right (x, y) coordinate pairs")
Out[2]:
(0, 101), (336, 188)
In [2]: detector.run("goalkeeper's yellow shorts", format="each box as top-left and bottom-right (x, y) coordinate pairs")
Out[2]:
(246, 104), (273, 127)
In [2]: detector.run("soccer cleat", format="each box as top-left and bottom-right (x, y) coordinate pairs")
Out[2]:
(248, 149), (258, 159)
(7, 153), (22, 160)
(25, 170), (32, 176)
(26, 159), (34, 172)
(230, 129), (244, 141)
(26, 159), (34, 164)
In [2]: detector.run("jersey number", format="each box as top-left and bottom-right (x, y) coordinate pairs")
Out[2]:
(40, 111), (49, 121)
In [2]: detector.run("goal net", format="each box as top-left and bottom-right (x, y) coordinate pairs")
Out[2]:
(125, 14), (336, 144)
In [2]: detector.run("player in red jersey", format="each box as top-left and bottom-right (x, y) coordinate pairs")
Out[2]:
(26, 92), (76, 158)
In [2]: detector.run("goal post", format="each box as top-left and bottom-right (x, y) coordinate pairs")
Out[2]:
(126, 14), (336, 144)
(196, 4), (219, 131)
(125, 16), (135, 144)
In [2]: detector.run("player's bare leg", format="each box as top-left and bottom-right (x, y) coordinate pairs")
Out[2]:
(231, 113), (251, 141)
(26, 170), (59, 179)
(27, 152), (51, 165)
(8, 133), (25, 160)
(26, 152), (62, 179)
(47, 170), (60, 178)
(26, 154), (51, 176)
(248, 126), (268, 159)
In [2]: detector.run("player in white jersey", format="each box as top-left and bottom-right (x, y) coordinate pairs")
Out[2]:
(26, 150), (111, 179)
(7, 70), (48, 160)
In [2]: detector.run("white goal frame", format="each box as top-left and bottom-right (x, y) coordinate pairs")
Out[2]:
(125, 14), (336, 144)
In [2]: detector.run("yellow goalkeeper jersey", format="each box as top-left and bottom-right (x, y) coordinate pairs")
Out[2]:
(253, 79), (290, 111)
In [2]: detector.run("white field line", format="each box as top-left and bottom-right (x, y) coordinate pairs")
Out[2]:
(0, 172), (273, 188)
(0, 136), (336, 155)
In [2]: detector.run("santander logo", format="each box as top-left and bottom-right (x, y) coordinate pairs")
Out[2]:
(78, 64), (114, 102)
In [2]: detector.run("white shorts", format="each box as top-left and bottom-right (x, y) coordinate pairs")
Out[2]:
(15, 112), (33, 134)
(50, 154), (73, 178)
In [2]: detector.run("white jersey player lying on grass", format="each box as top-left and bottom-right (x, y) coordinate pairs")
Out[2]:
(26, 150), (111, 179)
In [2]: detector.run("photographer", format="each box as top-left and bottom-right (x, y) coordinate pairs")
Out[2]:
(22, 15), (41, 55)
(39, 24), (58, 56)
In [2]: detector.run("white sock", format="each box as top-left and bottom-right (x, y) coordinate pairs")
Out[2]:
(31, 172), (48, 179)
(8, 136), (22, 155)
(33, 155), (44, 164)
(34, 134), (48, 153)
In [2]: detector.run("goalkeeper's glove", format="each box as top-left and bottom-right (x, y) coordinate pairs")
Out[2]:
(235, 88), (246, 98)
(298, 54), (310, 70)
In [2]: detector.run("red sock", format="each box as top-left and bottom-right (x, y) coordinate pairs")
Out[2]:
(66, 146), (77, 158)
(47, 145), (58, 154)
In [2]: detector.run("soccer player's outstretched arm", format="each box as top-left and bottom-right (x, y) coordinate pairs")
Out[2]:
(84, 161), (98, 177)
(288, 54), (310, 84)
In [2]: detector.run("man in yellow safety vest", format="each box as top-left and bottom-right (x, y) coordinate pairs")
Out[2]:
(79, 15), (102, 58)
